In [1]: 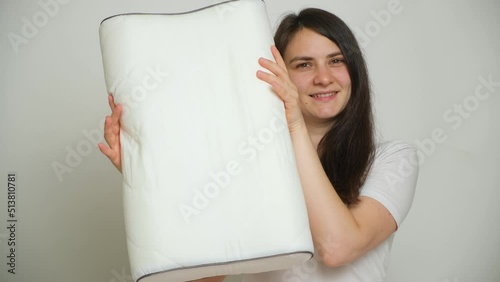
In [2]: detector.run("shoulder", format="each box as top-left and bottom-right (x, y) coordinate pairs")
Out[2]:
(370, 139), (420, 186)
(370, 140), (420, 178)
(374, 140), (418, 163)
(361, 140), (420, 227)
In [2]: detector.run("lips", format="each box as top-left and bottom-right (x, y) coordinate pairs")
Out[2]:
(309, 91), (338, 101)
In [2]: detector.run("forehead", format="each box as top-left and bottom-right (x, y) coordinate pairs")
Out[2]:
(284, 28), (342, 60)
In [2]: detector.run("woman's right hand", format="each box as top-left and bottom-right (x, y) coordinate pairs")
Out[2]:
(98, 93), (123, 173)
(257, 45), (306, 133)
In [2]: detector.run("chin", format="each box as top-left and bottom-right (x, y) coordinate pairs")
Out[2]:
(317, 109), (341, 119)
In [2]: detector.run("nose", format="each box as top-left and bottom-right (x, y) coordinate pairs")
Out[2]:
(313, 65), (334, 86)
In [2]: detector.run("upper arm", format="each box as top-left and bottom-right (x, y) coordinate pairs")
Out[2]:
(349, 196), (397, 256)
(336, 141), (419, 264)
(351, 141), (419, 258)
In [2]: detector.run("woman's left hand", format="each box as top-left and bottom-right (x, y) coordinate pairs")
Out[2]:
(257, 45), (305, 133)
(98, 93), (123, 173)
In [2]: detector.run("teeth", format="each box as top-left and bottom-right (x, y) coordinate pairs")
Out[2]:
(311, 92), (335, 98)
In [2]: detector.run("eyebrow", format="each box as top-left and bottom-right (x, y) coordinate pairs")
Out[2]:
(288, 52), (344, 64)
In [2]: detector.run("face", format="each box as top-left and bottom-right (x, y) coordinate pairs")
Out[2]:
(283, 28), (351, 125)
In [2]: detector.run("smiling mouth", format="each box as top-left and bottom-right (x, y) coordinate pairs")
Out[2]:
(309, 92), (338, 98)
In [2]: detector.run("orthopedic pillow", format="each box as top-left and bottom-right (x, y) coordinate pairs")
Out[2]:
(99, 0), (313, 281)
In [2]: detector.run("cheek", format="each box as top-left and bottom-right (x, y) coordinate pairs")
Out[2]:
(288, 72), (309, 94)
(288, 73), (310, 107)
(336, 68), (352, 89)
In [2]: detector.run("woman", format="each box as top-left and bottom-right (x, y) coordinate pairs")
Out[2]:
(99, 8), (418, 282)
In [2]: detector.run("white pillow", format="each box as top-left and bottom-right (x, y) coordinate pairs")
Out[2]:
(99, 1), (313, 281)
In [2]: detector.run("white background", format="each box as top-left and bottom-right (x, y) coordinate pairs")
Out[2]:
(1, 0), (499, 282)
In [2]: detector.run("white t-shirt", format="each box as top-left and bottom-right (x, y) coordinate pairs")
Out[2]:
(242, 140), (419, 282)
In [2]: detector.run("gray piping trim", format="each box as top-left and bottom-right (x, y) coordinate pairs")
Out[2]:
(100, 0), (265, 25)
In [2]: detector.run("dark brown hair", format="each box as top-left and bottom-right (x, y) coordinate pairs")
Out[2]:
(274, 8), (375, 205)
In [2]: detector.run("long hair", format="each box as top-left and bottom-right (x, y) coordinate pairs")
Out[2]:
(274, 8), (375, 206)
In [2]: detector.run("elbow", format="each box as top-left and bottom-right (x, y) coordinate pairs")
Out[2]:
(316, 240), (359, 268)
(318, 251), (349, 268)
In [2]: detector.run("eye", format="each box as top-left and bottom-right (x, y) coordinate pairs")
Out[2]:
(295, 62), (312, 69)
(331, 58), (345, 65)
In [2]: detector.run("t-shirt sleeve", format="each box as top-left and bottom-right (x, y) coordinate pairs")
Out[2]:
(360, 140), (419, 227)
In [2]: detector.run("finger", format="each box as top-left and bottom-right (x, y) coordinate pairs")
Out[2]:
(98, 142), (111, 156)
(258, 57), (287, 78)
(103, 116), (118, 146)
(271, 45), (287, 70)
(98, 142), (117, 160)
(98, 142), (121, 172)
(110, 103), (122, 123)
(256, 70), (293, 102)
(256, 70), (282, 90)
(108, 93), (117, 111)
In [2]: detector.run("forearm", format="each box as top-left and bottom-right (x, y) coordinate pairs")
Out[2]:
(289, 125), (364, 266)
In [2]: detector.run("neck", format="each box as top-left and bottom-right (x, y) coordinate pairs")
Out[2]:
(304, 117), (334, 149)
